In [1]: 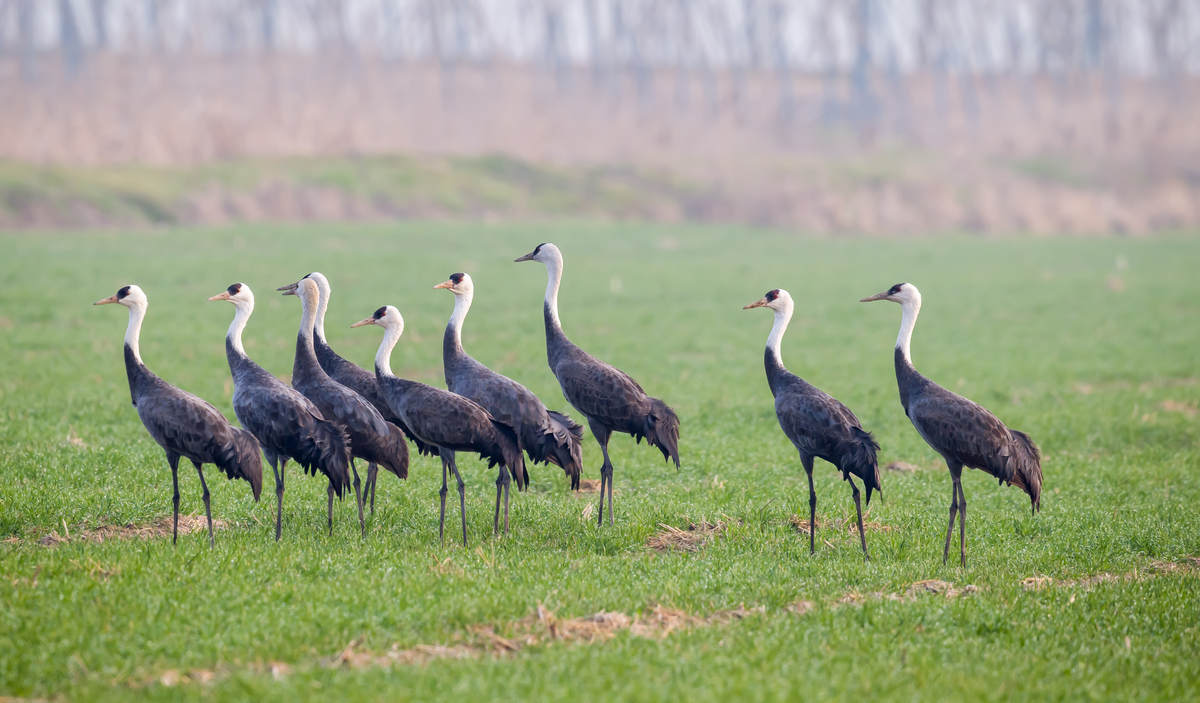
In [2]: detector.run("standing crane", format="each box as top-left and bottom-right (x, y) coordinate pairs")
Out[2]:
(299, 271), (430, 512)
(515, 243), (680, 525)
(95, 285), (262, 547)
(435, 271), (582, 490)
(861, 282), (1043, 566)
(279, 276), (410, 536)
(352, 305), (524, 544)
(745, 288), (880, 559)
(209, 283), (352, 540)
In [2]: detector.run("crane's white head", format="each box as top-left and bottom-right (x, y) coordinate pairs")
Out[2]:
(94, 284), (147, 309)
(860, 282), (921, 307)
(350, 305), (404, 334)
(277, 275), (319, 303)
(433, 271), (474, 296)
(208, 282), (254, 307)
(514, 242), (561, 265)
(742, 288), (793, 313)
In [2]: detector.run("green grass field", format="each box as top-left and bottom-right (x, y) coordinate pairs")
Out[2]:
(2, 222), (1199, 700)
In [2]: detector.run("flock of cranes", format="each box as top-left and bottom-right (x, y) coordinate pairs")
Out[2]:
(95, 242), (1042, 565)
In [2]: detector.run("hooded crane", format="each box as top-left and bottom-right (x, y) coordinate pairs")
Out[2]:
(279, 276), (410, 536)
(861, 282), (1043, 566)
(435, 272), (582, 491)
(95, 285), (262, 547)
(352, 305), (523, 544)
(300, 271), (431, 513)
(515, 243), (680, 526)
(745, 289), (880, 560)
(209, 283), (352, 540)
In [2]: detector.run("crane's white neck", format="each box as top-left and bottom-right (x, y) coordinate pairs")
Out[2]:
(226, 302), (252, 356)
(313, 276), (331, 341)
(298, 285), (318, 344)
(765, 299), (794, 360)
(896, 298), (921, 363)
(374, 323), (402, 378)
(447, 290), (473, 348)
(124, 301), (147, 363)
(543, 251), (564, 329)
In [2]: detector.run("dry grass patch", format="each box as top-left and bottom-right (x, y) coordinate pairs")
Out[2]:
(36, 515), (225, 547)
(646, 518), (731, 553)
(1022, 557), (1199, 591)
(789, 514), (895, 538)
(834, 580), (979, 608)
(884, 461), (930, 473)
(1160, 400), (1198, 418)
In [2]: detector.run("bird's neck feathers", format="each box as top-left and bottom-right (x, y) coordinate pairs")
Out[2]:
(313, 279), (330, 342)
(543, 251), (564, 332)
(765, 300), (793, 364)
(226, 302), (252, 357)
(123, 301), (147, 365)
(446, 291), (472, 352)
(374, 323), (402, 378)
(896, 298), (921, 364)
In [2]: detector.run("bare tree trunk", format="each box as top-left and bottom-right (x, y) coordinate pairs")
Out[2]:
(60, 0), (85, 75)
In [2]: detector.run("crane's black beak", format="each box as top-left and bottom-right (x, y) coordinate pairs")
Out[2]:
(514, 251), (536, 262)
(277, 282), (299, 296)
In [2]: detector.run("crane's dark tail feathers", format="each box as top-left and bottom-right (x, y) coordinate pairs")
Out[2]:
(843, 427), (882, 507)
(1006, 429), (1043, 514)
(485, 420), (528, 491)
(377, 422), (410, 480)
(295, 419), (352, 499)
(220, 427), (264, 501)
(638, 397), (681, 468)
(529, 410), (584, 490)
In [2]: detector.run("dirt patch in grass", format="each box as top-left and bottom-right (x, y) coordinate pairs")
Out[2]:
(577, 479), (617, 494)
(833, 579), (980, 608)
(1160, 400), (1198, 418)
(34, 515), (224, 547)
(789, 514), (895, 538)
(646, 519), (731, 553)
(1021, 557), (1200, 591)
(884, 461), (931, 473)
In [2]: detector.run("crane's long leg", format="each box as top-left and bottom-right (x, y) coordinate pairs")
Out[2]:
(589, 420), (614, 526)
(367, 461), (378, 514)
(448, 455), (467, 547)
(350, 458), (364, 538)
(847, 475), (869, 561)
(438, 450), (450, 546)
(502, 465), (511, 535)
(942, 462), (962, 565)
(167, 452), (181, 546)
(956, 473), (967, 568)
(801, 454), (816, 555)
(327, 484), (334, 536)
(192, 459), (214, 548)
(266, 453), (284, 541)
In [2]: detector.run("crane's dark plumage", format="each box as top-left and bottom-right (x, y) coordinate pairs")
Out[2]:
(95, 285), (262, 547)
(862, 282), (1043, 566)
(280, 276), (410, 536)
(745, 288), (880, 559)
(516, 242), (680, 525)
(297, 272), (432, 512)
(352, 305), (524, 544)
(436, 272), (581, 495)
(210, 282), (352, 540)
